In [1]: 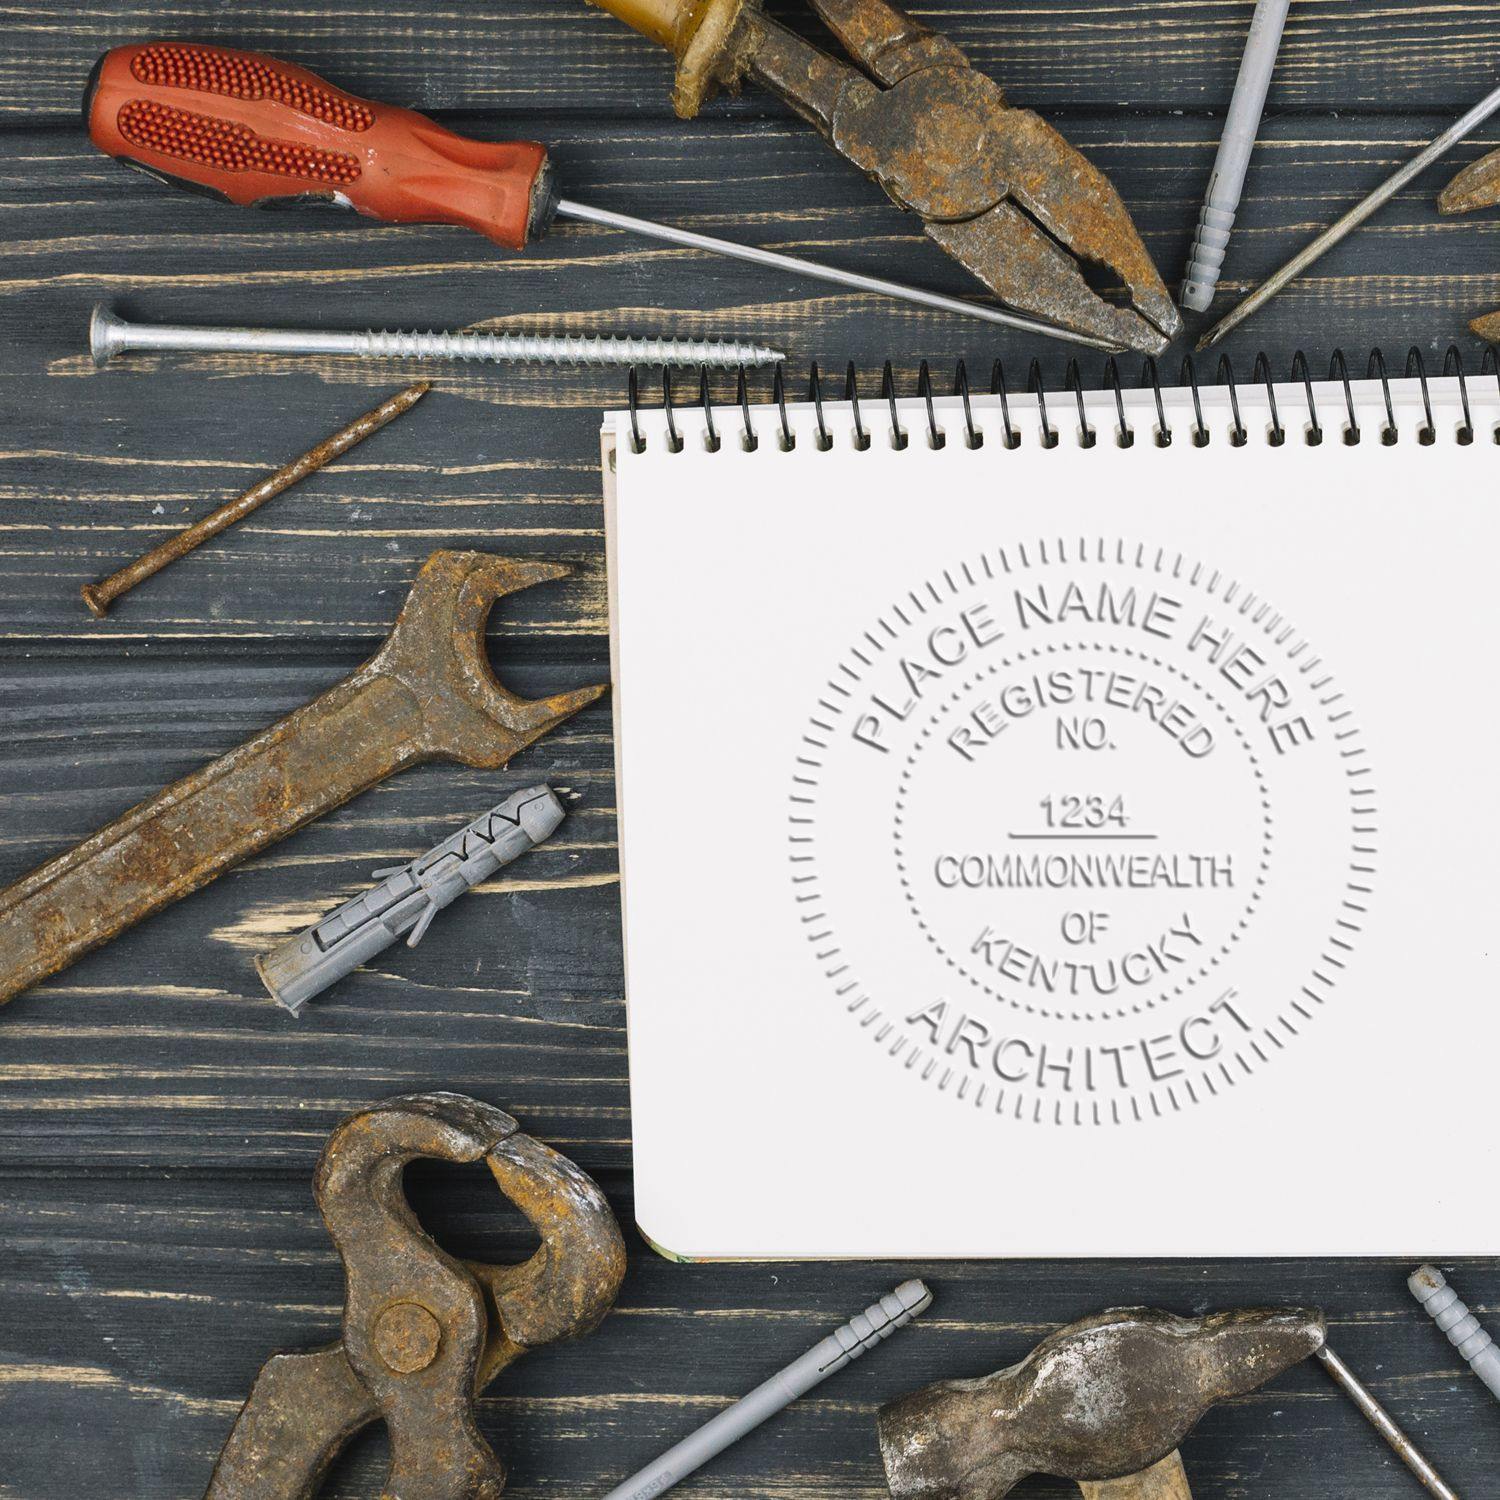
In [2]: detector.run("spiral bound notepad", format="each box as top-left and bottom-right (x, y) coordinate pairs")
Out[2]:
(602, 355), (1500, 1259)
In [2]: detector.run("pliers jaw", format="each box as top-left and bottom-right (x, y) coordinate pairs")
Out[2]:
(202, 1095), (626, 1500)
(597, 0), (1181, 352)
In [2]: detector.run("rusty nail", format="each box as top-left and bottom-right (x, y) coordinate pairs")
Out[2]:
(81, 381), (431, 618)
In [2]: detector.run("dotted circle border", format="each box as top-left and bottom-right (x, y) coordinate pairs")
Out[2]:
(787, 536), (1377, 1128)
(892, 639), (1271, 1022)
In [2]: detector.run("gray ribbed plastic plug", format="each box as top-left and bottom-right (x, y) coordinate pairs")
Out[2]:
(1180, 0), (1292, 312)
(600, 1281), (932, 1500)
(257, 785), (568, 1015)
(1409, 1264), (1500, 1402)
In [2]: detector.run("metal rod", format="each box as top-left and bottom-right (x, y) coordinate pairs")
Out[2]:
(1314, 1345), (1461, 1500)
(1198, 79), (1500, 349)
(80, 382), (430, 618)
(556, 199), (1120, 353)
(89, 304), (783, 370)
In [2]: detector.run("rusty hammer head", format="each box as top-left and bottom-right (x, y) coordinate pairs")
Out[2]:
(878, 1307), (1326, 1500)
(373, 550), (608, 770)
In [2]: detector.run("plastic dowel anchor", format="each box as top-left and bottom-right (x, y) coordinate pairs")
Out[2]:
(258, 785), (571, 1015)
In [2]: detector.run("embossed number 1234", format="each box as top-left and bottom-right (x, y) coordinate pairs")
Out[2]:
(1039, 795), (1128, 829)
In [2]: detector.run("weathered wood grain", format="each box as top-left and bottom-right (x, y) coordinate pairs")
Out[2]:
(0, 667), (623, 1167)
(2, 1175), (1496, 1497)
(3, 115), (1500, 654)
(4, 0), (1500, 121)
(2, 1), (1499, 1495)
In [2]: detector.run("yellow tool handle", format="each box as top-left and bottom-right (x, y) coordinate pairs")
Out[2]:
(588, 0), (753, 113)
(589, 0), (699, 50)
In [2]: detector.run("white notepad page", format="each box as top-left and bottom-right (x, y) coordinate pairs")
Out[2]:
(604, 371), (1499, 1259)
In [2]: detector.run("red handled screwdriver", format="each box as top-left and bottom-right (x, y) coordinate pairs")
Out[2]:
(85, 42), (1111, 348)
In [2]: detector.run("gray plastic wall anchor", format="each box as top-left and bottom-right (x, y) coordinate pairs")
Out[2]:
(1409, 1264), (1500, 1403)
(600, 1281), (933, 1500)
(257, 785), (567, 1016)
(1180, 0), (1292, 312)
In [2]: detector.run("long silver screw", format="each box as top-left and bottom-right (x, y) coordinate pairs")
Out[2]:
(89, 305), (783, 370)
(1314, 1344), (1461, 1500)
(1411, 1264), (1500, 1404)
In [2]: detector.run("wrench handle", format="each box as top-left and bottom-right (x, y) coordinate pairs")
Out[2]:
(0, 671), (424, 1004)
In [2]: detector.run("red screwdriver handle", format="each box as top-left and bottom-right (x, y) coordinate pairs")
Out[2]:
(86, 42), (556, 251)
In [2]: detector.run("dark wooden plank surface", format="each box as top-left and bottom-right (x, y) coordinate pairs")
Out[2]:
(5, 0), (1500, 119)
(1, 1), (1497, 1496)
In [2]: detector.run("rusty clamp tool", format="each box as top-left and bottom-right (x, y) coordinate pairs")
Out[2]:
(587, 0), (1181, 353)
(0, 552), (603, 1007)
(205, 1093), (627, 1500)
(1440, 149), (1500, 340)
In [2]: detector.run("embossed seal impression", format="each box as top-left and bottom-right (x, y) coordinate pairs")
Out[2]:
(790, 538), (1374, 1125)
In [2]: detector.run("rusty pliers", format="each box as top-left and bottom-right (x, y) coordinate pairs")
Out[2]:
(1440, 149), (1500, 341)
(204, 1094), (627, 1500)
(590, 0), (1181, 353)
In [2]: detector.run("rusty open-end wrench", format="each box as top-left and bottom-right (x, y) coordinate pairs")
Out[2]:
(0, 552), (604, 1006)
(204, 1092), (627, 1499)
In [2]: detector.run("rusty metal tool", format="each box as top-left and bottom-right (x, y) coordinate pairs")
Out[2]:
(257, 784), (572, 1016)
(1438, 150), (1500, 339)
(879, 1308), (1323, 1500)
(878, 1306), (1459, 1499)
(0, 552), (604, 1007)
(1312, 1346), (1460, 1500)
(586, 0), (1181, 354)
(81, 382), (430, 618)
(86, 43), (1095, 349)
(1199, 79), (1500, 349)
(203, 1092), (627, 1499)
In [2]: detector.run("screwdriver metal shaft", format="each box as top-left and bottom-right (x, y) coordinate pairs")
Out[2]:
(555, 199), (1119, 351)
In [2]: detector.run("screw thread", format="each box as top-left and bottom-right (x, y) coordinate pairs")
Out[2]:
(1410, 1265), (1500, 1401)
(354, 328), (780, 369)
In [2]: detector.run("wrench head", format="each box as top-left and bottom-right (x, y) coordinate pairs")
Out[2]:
(377, 551), (608, 770)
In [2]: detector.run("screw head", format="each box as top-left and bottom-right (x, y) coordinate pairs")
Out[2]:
(89, 304), (127, 368)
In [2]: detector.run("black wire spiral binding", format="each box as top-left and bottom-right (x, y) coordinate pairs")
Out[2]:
(626, 347), (1493, 451)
